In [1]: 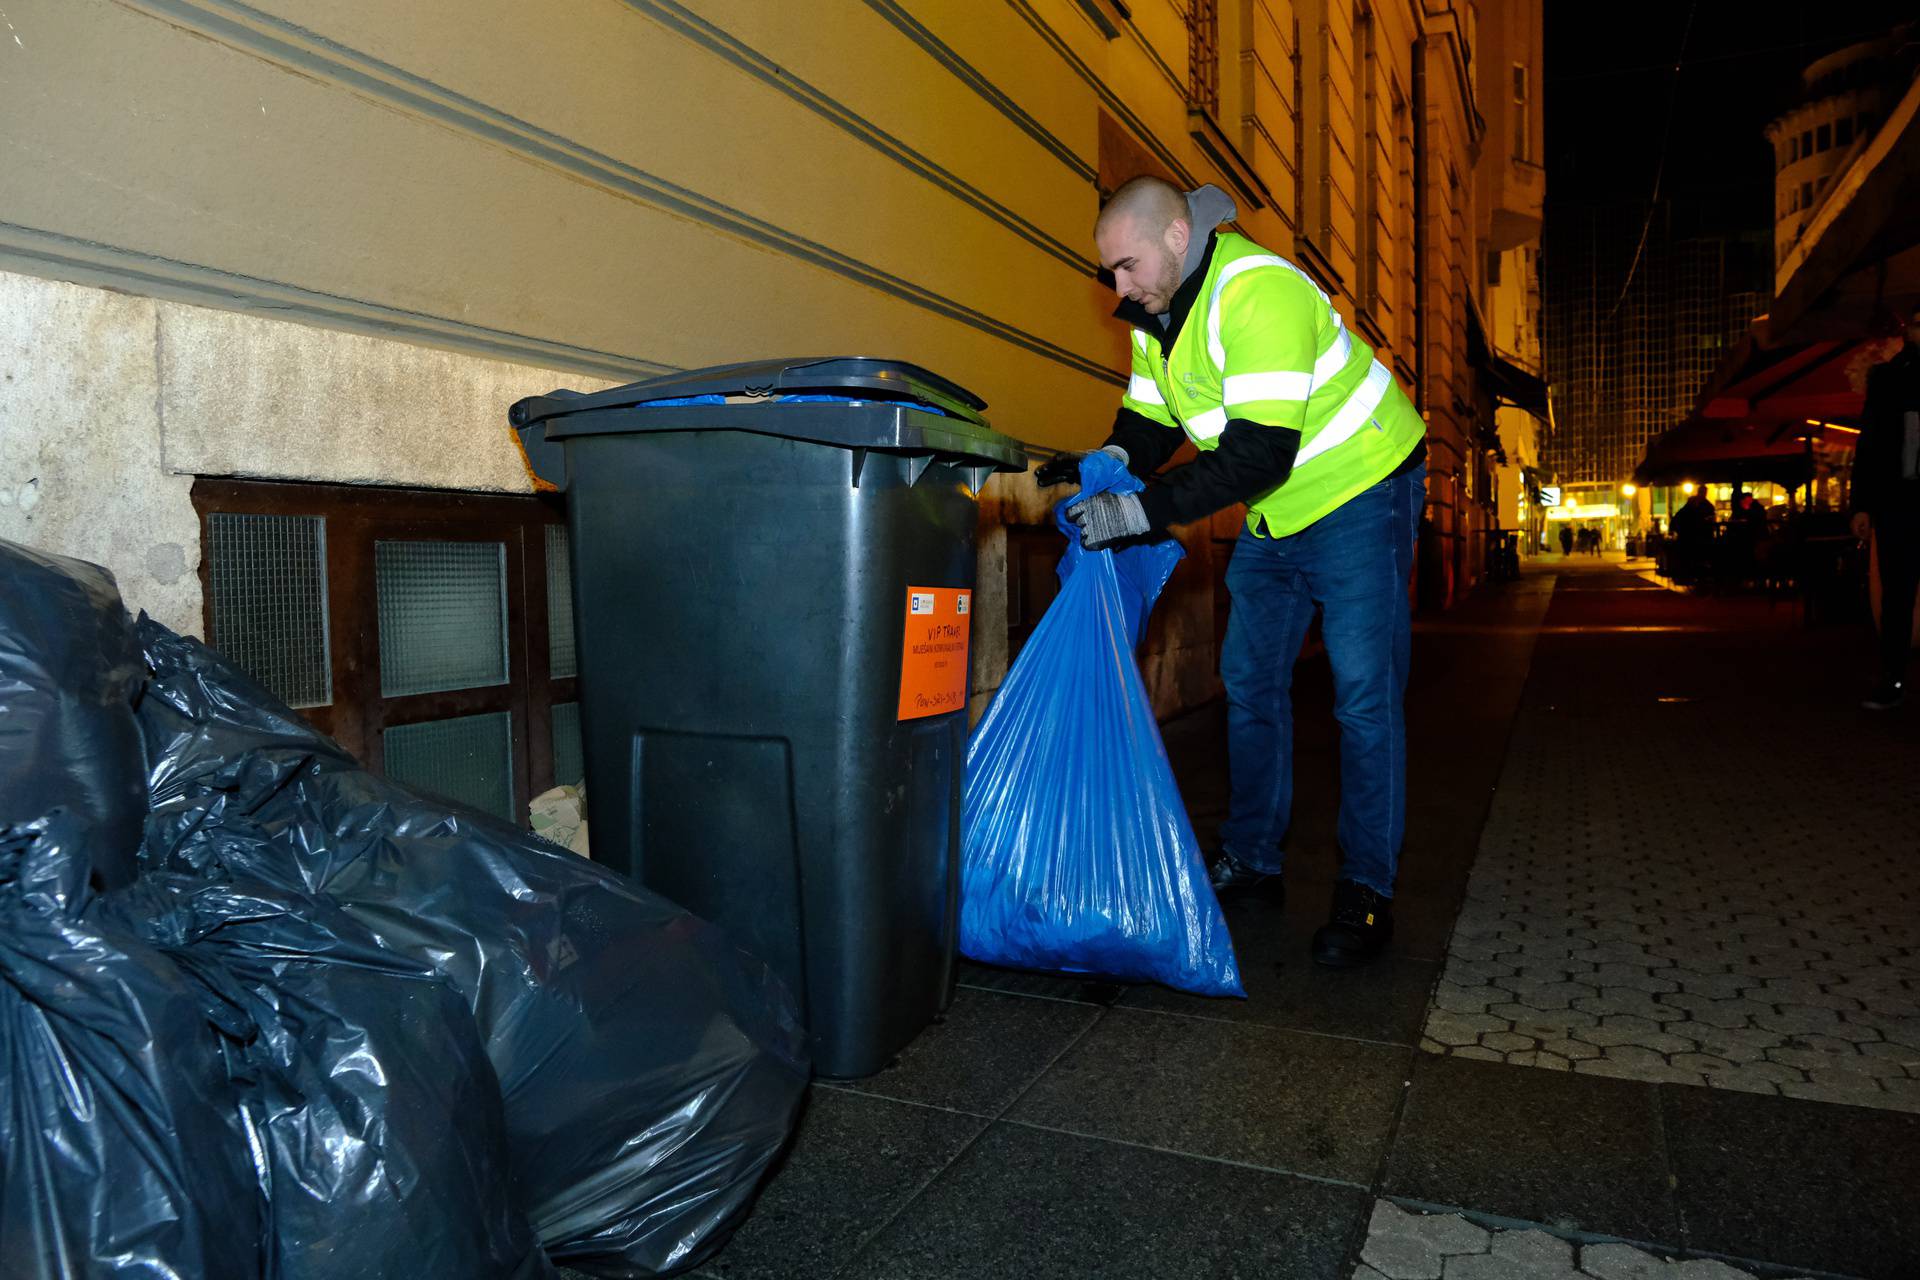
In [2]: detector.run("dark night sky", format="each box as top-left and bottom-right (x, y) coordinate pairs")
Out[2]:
(1545, 2), (1916, 231)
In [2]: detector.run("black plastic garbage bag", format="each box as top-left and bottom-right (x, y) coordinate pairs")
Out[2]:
(0, 538), (147, 888)
(134, 619), (810, 1277)
(111, 872), (555, 1280)
(0, 812), (261, 1280)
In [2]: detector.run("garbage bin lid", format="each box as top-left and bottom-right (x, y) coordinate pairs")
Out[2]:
(511, 357), (1028, 473)
(516, 357), (983, 426)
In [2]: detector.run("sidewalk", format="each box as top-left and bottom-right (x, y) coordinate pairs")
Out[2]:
(591, 554), (1918, 1280)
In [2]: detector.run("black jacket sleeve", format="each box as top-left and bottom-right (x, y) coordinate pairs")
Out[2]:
(1101, 407), (1187, 482)
(1135, 418), (1303, 531)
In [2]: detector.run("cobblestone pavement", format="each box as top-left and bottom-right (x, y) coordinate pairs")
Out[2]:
(1352, 1201), (1810, 1280)
(1421, 560), (1920, 1110)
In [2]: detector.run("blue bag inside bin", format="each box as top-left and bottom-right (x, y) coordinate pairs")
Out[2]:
(959, 452), (1243, 996)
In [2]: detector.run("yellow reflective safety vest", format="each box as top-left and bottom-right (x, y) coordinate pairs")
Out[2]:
(1120, 231), (1426, 537)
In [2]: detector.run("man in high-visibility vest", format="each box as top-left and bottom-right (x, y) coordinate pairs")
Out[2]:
(1038, 176), (1428, 968)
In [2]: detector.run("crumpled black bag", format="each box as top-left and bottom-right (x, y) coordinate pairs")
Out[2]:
(135, 618), (810, 1277)
(0, 538), (147, 888)
(0, 811), (260, 1280)
(108, 870), (555, 1280)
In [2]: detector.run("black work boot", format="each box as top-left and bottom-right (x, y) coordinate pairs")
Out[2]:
(1862, 678), (1905, 711)
(1312, 880), (1393, 968)
(1207, 852), (1285, 905)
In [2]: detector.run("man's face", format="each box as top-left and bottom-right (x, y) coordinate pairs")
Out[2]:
(1097, 213), (1186, 315)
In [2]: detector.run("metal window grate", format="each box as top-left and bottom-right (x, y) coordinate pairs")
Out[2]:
(375, 540), (509, 697)
(1185, 0), (1219, 117)
(546, 526), (577, 680)
(551, 700), (584, 787)
(383, 711), (514, 822)
(206, 513), (332, 708)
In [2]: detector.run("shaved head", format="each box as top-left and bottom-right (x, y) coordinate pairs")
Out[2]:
(1096, 176), (1188, 239)
(1094, 176), (1192, 315)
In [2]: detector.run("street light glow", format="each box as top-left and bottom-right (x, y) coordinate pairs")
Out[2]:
(1681, 481), (1697, 495)
(1622, 483), (1638, 497)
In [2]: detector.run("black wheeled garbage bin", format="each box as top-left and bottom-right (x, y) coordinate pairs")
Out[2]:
(510, 358), (1028, 1078)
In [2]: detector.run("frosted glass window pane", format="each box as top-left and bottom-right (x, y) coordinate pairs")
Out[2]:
(546, 526), (577, 680)
(376, 541), (507, 696)
(207, 513), (331, 708)
(551, 701), (584, 787)
(383, 712), (514, 821)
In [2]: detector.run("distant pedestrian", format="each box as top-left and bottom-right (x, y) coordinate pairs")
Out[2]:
(1559, 525), (1574, 556)
(1672, 491), (1716, 583)
(1851, 304), (1920, 710)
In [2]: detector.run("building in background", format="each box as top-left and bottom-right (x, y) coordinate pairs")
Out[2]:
(1765, 23), (1918, 277)
(1542, 201), (1767, 539)
(1475, 2), (1551, 561)
(1625, 18), (1917, 549)
(1, 0), (1545, 820)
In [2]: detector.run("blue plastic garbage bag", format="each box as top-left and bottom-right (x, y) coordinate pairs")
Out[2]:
(959, 453), (1243, 996)
(1049, 451), (1185, 644)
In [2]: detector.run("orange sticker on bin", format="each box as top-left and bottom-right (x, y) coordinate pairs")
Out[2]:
(897, 586), (973, 720)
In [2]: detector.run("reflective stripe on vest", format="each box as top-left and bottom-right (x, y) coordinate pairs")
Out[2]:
(1203, 253), (1354, 412)
(1127, 373), (1166, 405)
(1187, 406), (1228, 439)
(1222, 371), (1312, 405)
(1293, 359), (1393, 467)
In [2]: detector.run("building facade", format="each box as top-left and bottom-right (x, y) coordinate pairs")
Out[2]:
(1, 0), (1543, 819)
(1542, 199), (1767, 533)
(1765, 24), (1918, 275)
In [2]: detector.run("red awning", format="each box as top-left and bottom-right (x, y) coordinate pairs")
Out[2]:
(1634, 416), (1855, 488)
(1693, 335), (1895, 427)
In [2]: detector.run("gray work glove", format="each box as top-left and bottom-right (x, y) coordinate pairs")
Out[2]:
(1034, 444), (1129, 488)
(1066, 490), (1150, 550)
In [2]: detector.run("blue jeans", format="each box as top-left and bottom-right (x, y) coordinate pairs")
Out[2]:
(1217, 464), (1425, 896)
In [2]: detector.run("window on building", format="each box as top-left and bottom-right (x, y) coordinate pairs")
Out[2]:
(1788, 135), (1799, 162)
(1816, 122), (1831, 152)
(1800, 129), (1813, 156)
(194, 480), (580, 825)
(1511, 63), (1530, 162)
(1185, 0), (1220, 119)
(1837, 116), (1854, 147)
(1800, 180), (1813, 207)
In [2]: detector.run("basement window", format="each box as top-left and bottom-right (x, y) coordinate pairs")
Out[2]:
(193, 479), (582, 824)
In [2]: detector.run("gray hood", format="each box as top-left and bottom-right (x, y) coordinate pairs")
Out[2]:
(1181, 184), (1237, 282)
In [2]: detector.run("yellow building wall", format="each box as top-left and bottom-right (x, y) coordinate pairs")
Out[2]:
(0, 0), (1538, 715)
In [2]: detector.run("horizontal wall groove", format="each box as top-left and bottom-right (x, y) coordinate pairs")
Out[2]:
(0, 219), (673, 383)
(859, 0), (1099, 184)
(625, 0), (1098, 277)
(109, 0), (1125, 387)
(1003, 0), (1201, 191)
